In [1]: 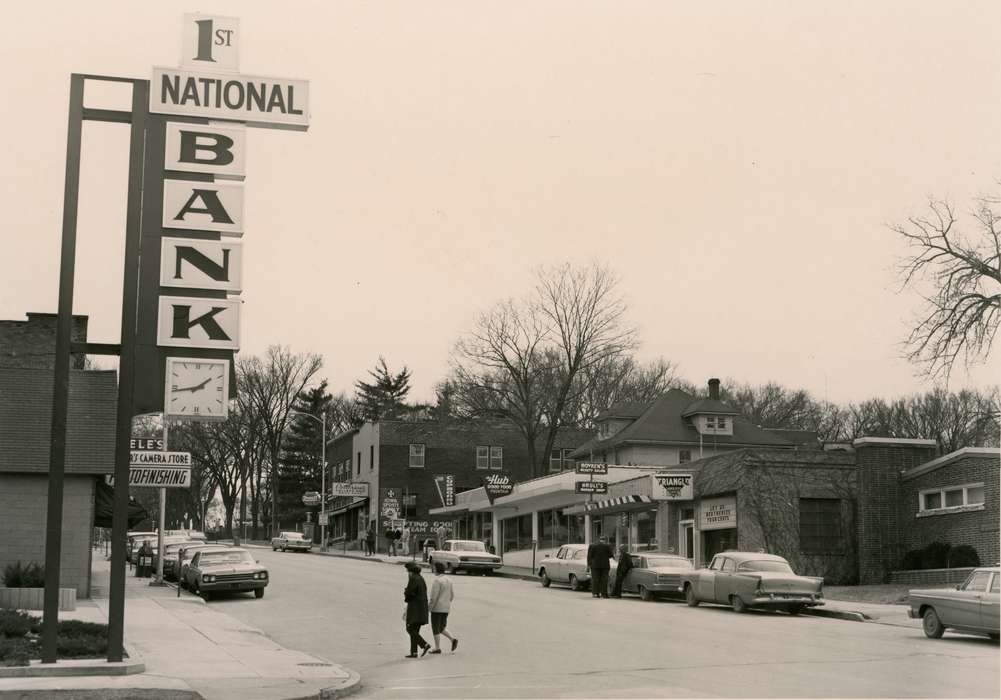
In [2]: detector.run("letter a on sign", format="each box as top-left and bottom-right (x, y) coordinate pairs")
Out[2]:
(160, 237), (243, 292)
(163, 180), (244, 236)
(165, 123), (246, 180)
(157, 296), (240, 349)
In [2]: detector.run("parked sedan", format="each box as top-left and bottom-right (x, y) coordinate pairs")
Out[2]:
(178, 543), (230, 587)
(271, 531), (312, 552)
(429, 540), (502, 574)
(185, 547), (268, 600)
(155, 540), (195, 581)
(907, 566), (1000, 640)
(621, 553), (694, 600)
(126, 532), (156, 563)
(537, 544), (617, 592)
(681, 551), (824, 614)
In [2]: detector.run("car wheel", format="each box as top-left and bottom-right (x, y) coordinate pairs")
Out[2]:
(540, 569), (551, 588)
(569, 574), (583, 592)
(254, 588), (264, 599)
(638, 585), (653, 601)
(731, 595), (748, 613)
(685, 585), (700, 607)
(787, 604), (804, 616)
(922, 608), (945, 639)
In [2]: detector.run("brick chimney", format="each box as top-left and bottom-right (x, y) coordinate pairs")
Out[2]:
(708, 378), (720, 400)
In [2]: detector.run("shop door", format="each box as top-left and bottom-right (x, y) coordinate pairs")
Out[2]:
(679, 521), (694, 561)
(702, 528), (737, 563)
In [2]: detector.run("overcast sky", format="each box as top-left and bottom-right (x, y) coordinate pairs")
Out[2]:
(2, 1), (998, 405)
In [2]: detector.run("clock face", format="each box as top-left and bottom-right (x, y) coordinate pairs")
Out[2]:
(165, 358), (229, 420)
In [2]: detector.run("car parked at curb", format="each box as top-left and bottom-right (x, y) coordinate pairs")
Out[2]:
(621, 553), (694, 600)
(428, 539), (502, 574)
(178, 543), (230, 587)
(184, 547), (268, 600)
(538, 544), (618, 592)
(126, 532), (157, 564)
(681, 551), (824, 614)
(907, 565), (1000, 640)
(154, 540), (196, 581)
(271, 531), (312, 552)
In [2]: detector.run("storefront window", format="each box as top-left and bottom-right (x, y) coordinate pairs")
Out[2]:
(501, 514), (533, 553)
(636, 511), (657, 550)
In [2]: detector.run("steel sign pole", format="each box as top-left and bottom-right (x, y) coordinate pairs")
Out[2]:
(155, 419), (169, 584)
(107, 78), (149, 663)
(41, 74), (85, 664)
(320, 413), (327, 551)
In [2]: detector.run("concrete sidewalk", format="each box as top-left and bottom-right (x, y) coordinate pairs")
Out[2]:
(243, 540), (917, 627)
(0, 549), (360, 700)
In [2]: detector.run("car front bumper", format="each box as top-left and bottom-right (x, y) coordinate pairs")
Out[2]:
(749, 594), (823, 607)
(645, 583), (685, 594)
(200, 579), (267, 592)
(907, 608), (921, 619)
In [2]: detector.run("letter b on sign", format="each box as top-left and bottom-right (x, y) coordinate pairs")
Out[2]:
(165, 123), (246, 180)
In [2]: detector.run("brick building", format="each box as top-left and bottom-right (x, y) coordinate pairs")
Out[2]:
(0, 313), (115, 596)
(325, 418), (592, 552)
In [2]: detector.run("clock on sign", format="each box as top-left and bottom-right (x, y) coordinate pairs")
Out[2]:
(164, 357), (230, 420)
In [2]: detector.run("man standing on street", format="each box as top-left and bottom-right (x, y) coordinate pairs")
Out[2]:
(587, 535), (614, 598)
(365, 526), (375, 556)
(401, 525), (411, 557)
(611, 544), (633, 598)
(428, 561), (459, 654)
(435, 523), (448, 550)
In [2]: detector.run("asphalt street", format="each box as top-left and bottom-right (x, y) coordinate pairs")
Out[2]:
(205, 547), (999, 699)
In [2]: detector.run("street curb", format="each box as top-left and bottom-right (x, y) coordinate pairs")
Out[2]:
(0, 656), (145, 679)
(0, 690), (201, 699)
(803, 607), (870, 623)
(317, 667), (363, 700)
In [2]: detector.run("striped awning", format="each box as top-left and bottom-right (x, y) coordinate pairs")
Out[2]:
(562, 494), (656, 516)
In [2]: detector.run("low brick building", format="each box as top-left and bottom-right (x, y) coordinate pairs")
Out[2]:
(326, 419), (592, 551)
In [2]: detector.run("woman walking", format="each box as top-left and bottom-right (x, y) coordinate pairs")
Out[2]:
(403, 561), (431, 658)
(428, 561), (459, 654)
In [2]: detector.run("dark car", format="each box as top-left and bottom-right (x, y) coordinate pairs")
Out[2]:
(621, 553), (694, 600)
(185, 547), (269, 600)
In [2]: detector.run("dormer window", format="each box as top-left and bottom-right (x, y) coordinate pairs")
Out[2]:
(699, 414), (733, 436)
(705, 416), (716, 429)
(717, 417), (727, 430)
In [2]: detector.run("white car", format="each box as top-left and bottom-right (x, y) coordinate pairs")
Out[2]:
(537, 544), (618, 592)
(428, 540), (502, 575)
(271, 531), (312, 552)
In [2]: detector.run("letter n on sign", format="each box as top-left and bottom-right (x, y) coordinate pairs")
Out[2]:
(160, 237), (243, 292)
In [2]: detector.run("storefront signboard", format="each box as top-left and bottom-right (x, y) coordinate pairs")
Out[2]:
(331, 482), (369, 498)
(380, 488), (401, 521)
(482, 472), (515, 503)
(575, 480), (608, 494)
(576, 462), (608, 475)
(699, 496), (737, 531)
(433, 474), (455, 507)
(651, 473), (693, 500)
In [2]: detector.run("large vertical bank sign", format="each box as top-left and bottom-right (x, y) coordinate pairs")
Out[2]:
(41, 13), (309, 665)
(135, 14), (310, 417)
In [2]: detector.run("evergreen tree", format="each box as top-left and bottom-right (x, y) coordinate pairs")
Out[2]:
(279, 381), (333, 528)
(354, 357), (412, 422)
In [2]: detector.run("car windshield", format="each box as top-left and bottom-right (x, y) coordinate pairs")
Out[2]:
(644, 556), (693, 569)
(199, 551), (255, 566)
(737, 560), (793, 573)
(452, 541), (487, 552)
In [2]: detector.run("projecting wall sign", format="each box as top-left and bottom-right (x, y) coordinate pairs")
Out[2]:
(162, 180), (245, 235)
(160, 237), (243, 292)
(165, 122), (247, 179)
(156, 296), (241, 350)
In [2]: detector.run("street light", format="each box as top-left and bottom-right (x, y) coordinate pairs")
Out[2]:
(290, 409), (328, 551)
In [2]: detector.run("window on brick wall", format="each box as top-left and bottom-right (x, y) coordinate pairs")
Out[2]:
(369, 445), (374, 471)
(549, 448), (575, 472)
(490, 446), (503, 470)
(401, 493), (418, 518)
(919, 483), (984, 513)
(356, 452), (361, 476)
(799, 499), (842, 553)
(679, 449), (692, 464)
(476, 446), (489, 470)
(409, 444), (425, 468)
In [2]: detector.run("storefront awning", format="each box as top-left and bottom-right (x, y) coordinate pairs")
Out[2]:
(562, 494), (656, 516)
(329, 498), (368, 517)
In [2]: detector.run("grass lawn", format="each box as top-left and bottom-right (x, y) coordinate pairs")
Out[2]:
(823, 583), (951, 605)
(0, 610), (109, 667)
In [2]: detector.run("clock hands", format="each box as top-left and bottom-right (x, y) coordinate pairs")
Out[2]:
(175, 377), (212, 393)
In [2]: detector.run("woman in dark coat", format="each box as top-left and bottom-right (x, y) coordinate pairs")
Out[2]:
(403, 561), (431, 658)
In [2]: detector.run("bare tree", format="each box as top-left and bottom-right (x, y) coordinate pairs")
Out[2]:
(893, 194), (1001, 379)
(240, 346), (322, 537)
(451, 262), (638, 476)
(563, 355), (682, 427)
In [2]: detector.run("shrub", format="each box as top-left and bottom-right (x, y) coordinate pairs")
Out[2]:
(0, 610), (37, 638)
(900, 542), (981, 570)
(0, 637), (34, 667)
(57, 620), (107, 639)
(56, 633), (107, 658)
(2, 561), (46, 588)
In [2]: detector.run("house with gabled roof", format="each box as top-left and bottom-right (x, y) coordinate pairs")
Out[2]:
(570, 378), (801, 467)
